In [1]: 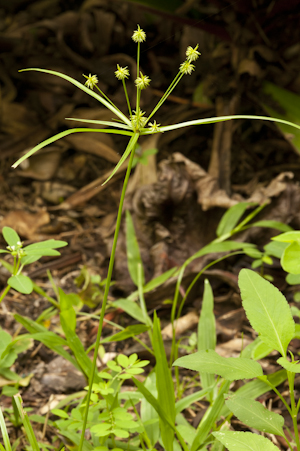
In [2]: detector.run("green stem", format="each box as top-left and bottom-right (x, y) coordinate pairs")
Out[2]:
(122, 79), (132, 119)
(78, 134), (139, 451)
(146, 72), (183, 124)
(0, 285), (11, 303)
(258, 377), (292, 416)
(287, 371), (300, 450)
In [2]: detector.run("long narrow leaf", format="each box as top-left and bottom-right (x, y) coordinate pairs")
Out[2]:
(0, 406), (12, 451)
(191, 380), (231, 451)
(20, 68), (131, 126)
(12, 128), (133, 168)
(198, 279), (216, 398)
(102, 133), (139, 185)
(153, 312), (175, 451)
(66, 118), (131, 130)
(14, 394), (41, 451)
(216, 202), (254, 237)
(140, 115), (300, 134)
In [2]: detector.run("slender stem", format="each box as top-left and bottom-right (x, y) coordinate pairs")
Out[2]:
(0, 285), (11, 303)
(95, 85), (122, 113)
(146, 72), (183, 124)
(122, 79), (132, 119)
(78, 134), (139, 451)
(287, 371), (300, 450)
(258, 377), (292, 416)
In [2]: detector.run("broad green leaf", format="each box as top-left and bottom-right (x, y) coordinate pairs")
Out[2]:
(198, 279), (216, 396)
(272, 231), (300, 242)
(112, 299), (145, 323)
(173, 350), (263, 380)
(217, 203), (253, 237)
(8, 275), (33, 294)
(20, 254), (43, 265)
(126, 210), (144, 286)
(153, 312), (175, 451)
(101, 324), (149, 343)
(239, 269), (295, 356)
(250, 220), (292, 232)
(277, 356), (300, 373)
(263, 240), (288, 259)
(23, 240), (67, 257)
(213, 431), (279, 451)
(191, 380), (230, 451)
(225, 396), (284, 436)
(281, 241), (300, 274)
(262, 81), (300, 153)
(251, 340), (273, 361)
(2, 227), (21, 247)
(286, 273), (300, 285)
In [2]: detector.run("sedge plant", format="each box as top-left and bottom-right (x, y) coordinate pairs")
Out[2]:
(11, 25), (300, 450)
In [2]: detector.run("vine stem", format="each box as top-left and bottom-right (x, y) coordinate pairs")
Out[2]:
(78, 134), (139, 451)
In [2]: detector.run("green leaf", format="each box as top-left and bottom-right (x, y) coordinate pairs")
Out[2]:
(140, 372), (159, 446)
(191, 380), (230, 451)
(250, 220), (292, 232)
(102, 133), (139, 185)
(198, 279), (216, 395)
(213, 431), (280, 451)
(125, 210), (144, 286)
(225, 396), (284, 436)
(23, 240), (67, 256)
(286, 273), (300, 285)
(59, 315), (93, 379)
(153, 312), (175, 451)
(264, 240), (288, 259)
(192, 241), (255, 261)
(101, 324), (149, 343)
(2, 227), (21, 247)
(175, 387), (212, 414)
(217, 202), (253, 237)
(281, 241), (300, 274)
(272, 231), (300, 242)
(19, 68), (131, 126)
(277, 356), (300, 373)
(8, 275), (33, 294)
(238, 269), (295, 356)
(173, 350), (263, 380)
(112, 299), (145, 323)
(143, 267), (178, 292)
(262, 81), (300, 153)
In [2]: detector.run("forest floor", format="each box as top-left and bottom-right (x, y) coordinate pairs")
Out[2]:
(0, 0), (300, 449)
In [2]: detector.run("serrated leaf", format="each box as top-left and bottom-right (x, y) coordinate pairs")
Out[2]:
(173, 350), (263, 380)
(225, 396), (284, 436)
(2, 227), (21, 247)
(281, 241), (300, 274)
(217, 202), (253, 237)
(277, 356), (300, 373)
(213, 431), (279, 451)
(8, 275), (33, 294)
(238, 269), (295, 356)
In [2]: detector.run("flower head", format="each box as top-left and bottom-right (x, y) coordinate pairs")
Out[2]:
(186, 45), (201, 62)
(115, 64), (130, 80)
(132, 25), (146, 43)
(131, 110), (148, 129)
(83, 73), (98, 90)
(148, 120), (162, 133)
(179, 61), (195, 75)
(135, 72), (151, 90)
